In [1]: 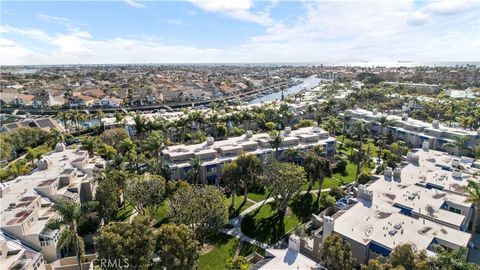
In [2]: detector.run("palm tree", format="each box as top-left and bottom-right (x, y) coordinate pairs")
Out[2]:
(283, 147), (305, 163)
(57, 111), (70, 132)
(340, 113), (351, 148)
(81, 136), (97, 156)
(114, 111), (124, 127)
(133, 114), (147, 139)
(444, 136), (471, 156)
(350, 121), (370, 180)
(303, 150), (331, 194)
(47, 200), (84, 270)
(46, 129), (65, 147)
(465, 180), (480, 237)
(375, 115), (394, 135)
(188, 156), (202, 184)
(269, 130), (283, 160)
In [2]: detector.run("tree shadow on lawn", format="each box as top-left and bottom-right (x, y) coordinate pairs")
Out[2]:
(290, 193), (320, 222)
(229, 198), (248, 219)
(241, 205), (286, 245)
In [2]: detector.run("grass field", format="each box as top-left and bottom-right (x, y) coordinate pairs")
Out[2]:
(113, 204), (134, 221)
(241, 192), (322, 245)
(198, 234), (265, 270)
(225, 194), (254, 218)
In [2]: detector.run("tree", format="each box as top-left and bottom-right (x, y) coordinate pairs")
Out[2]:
(47, 200), (85, 270)
(95, 216), (155, 270)
(94, 175), (120, 223)
(99, 128), (129, 148)
(262, 162), (306, 215)
(387, 244), (427, 270)
(269, 130), (283, 160)
(303, 147), (331, 194)
(168, 185), (227, 243)
(80, 136), (98, 156)
(226, 256), (252, 270)
(319, 234), (355, 270)
(282, 147), (305, 163)
(319, 194), (336, 208)
(187, 156), (202, 184)
(145, 130), (165, 162)
(235, 153), (262, 204)
(465, 180), (480, 235)
(133, 114), (148, 139)
(125, 174), (166, 221)
(223, 161), (242, 209)
(445, 136), (471, 155)
(155, 224), (199, 270)
(427, 246), (479, 270)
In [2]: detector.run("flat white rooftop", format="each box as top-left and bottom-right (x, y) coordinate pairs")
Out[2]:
(331, 148), (478, 253)
(259, 249), (323, 270)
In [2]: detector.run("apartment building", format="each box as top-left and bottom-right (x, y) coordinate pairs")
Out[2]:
(307, 148), (478, 265)
(161, 124), (336, 184)
(0, 232), (45, 270)
(0, 143), (105, 263)
(347, 108), (480, 155)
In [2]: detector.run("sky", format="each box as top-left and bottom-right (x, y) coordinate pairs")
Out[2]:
(1, 0), (479, 65)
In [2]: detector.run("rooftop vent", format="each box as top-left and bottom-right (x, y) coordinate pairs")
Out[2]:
(246, 130), (253, 138)
(284, 126), (292, 135)
(206, 137), (214, 145)
(432, 120), (440, 129)
(55, 143), (66, 152)
(401, 113), (408, 121)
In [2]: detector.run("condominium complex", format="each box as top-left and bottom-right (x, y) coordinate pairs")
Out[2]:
(0, 143), (105, 266)
(161, 124), (336, 184)
(347, 108), (480, 155)
(308, 147), (478, 265)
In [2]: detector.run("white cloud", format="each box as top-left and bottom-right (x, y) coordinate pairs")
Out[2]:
(0, 38), (16, 47)
(38, 14), (81, 31)
(124, 0), (145, 9)
(1, 0), (479, 65)
(422, 0), (476, 16)
(189, 0), (274, 26)
(189, 0), (252, 12)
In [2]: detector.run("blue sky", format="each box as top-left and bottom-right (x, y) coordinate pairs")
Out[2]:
(1, 0), (479, 65)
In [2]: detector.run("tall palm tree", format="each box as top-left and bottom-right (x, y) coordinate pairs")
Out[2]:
(47, 200), (84, 270)
(465, 180), (480, 237)
(269, 130), (283, 160)
(188, 156), (202, 184)
(340, 113), (351, 148)
(350, 120), (370, 180)
(133, 114), (147, 139)
(303, 149), (331, 194)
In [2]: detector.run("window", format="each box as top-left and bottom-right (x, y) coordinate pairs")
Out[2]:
(449, 206), (462, 214)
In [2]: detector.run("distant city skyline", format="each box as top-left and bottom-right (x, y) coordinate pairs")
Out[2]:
(1, 0), (479, 65)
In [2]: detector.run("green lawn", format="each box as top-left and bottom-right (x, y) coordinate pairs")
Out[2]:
(153, 201), (169, 225)
(241, 192), (323, 245)
(198, 234), (265, 270)
(246, 189), (270, 202)
(113, 204), (134, 221)
(225, 195), (254, 218)
(337, 135), (379, 158)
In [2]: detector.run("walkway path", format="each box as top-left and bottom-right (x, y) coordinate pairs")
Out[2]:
(221, 188), (333, 249)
